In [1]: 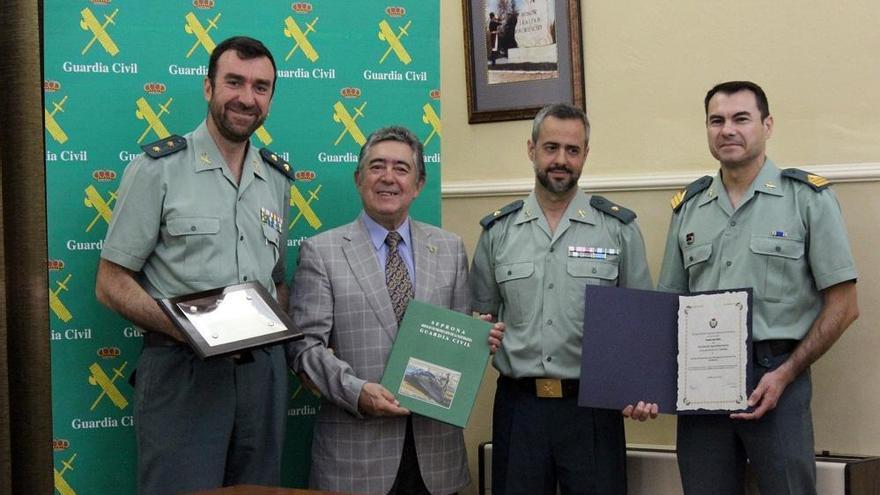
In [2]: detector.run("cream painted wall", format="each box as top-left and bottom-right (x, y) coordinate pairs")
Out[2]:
(441, 2), (880, 183)
(437, 2), (880, 494)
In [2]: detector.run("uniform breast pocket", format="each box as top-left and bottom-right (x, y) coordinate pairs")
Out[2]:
(494, 261), (534, 326)
(166, 216), (220, 282)
(682, 243), (712, 284)
(261, 223), (281, 265)
(566, 258), (619, 286)
(567, 258), (619, 323)
(750, 235), (805, 302)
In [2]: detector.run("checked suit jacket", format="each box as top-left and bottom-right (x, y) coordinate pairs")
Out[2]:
(288, 216), (470, 495)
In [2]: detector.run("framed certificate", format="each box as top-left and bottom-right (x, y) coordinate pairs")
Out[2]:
(157, 282), (302, 359)
(578, 286), (754, 414)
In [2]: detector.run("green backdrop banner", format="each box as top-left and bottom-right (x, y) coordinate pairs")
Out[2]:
(43, 1), (440, 492)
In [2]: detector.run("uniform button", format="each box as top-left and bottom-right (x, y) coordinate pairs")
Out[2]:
(726, 261), (732, 267)
(591, 267), (597, 274)
(729, 220), (736, 227)
(507, 270), (512, 276)
(190, 226), (197, 232)
(775, 246), (782, 252)
(243, 276), (248, 281)
(689, 256), (694, 262)
(546, 356), (552, 362)
(550, 247), (555, 253)
(761, 357), (770, 367)
(548, 283), (554, 289)
(240, 235), (244, 241)
(547, 319), (553, 325)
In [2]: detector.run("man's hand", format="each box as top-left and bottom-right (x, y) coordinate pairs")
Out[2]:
(479, 314), (505, 354)
(730, 367), (794, 420)
(358, 382), (410, 417)
(622, 401), (659, 421)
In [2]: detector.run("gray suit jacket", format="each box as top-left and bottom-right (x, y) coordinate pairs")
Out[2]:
(288, 217), (470, 494)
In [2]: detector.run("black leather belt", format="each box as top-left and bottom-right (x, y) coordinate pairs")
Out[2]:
(502, 376), (579, 399)
(753, 339), (798, 360)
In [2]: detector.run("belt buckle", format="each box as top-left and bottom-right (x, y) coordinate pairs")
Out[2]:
(535, 378), (563, 398)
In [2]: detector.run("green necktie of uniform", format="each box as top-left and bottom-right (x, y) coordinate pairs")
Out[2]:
(385, 231), (414, 324)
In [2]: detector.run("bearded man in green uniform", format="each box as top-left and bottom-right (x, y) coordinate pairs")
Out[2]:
(658, 81), (860, 495)
(470, 103), (658, 495)
(95, 37), (293, 494)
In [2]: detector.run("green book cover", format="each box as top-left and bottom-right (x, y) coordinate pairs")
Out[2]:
(380, 300), (492, 428)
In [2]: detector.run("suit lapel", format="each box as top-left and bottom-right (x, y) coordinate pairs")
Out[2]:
(412, 222), (438, 303)
(341, 220), (398, 339)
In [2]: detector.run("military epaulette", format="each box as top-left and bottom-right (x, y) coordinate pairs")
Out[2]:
(140, 135), (186, 159)
(781, 168), (830, 191)
(259, 147), (295, 181)
(670, 175), (713, 212)
(590, 195), (636, 224)
(480, 200), (524, 229)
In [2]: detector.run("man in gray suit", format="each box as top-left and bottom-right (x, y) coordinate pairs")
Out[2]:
(289, 126), (503, 494)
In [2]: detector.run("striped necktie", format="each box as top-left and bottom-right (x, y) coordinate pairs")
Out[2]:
(385, 231), (414, 324)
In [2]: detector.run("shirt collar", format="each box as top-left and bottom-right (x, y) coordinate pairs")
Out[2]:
(361, 212), (412, 252)
(699, 157), (783, 207)
(515, 190), (596, 226)
(191, 120), (266, 181)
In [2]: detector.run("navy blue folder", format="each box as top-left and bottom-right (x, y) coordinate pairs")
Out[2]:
(578, 285), (753, 414)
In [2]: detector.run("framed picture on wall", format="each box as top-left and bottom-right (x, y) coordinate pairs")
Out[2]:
(463, 0), (585, 123)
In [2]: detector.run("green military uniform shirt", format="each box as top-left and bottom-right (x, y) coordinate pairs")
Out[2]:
(470, 191), (653, 379)
(101, 121), (290, 299)
(658, 159), (857, 341)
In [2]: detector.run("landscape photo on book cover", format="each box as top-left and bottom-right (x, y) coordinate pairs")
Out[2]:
(398, 357), (462, 409)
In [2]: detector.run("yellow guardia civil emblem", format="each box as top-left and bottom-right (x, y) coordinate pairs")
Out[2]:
(254, 124), (273, 146)
(332, 101), (367, 146)
(49, 272), (73, 323)
(421, 103), (441, 146)
(89, 361), (129, 411)
(184, 11), (221, 58)
(290, 183), (322, 231)
(135, 96), (173, 144)
(80, 7), (120, 56)
(378, 19), (412, 65)
(45, 94), (69, 145)
(84, 184), (117, 232)
(54, 452), (78, 495)
(283, 16), (319, 62)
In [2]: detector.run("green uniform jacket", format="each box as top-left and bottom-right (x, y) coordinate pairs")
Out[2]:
(658, 159), (857, 341)
(470, 190), (653, 379)
(101, 121), (290, 300)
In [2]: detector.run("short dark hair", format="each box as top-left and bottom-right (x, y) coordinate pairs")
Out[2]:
(207, 36), (277, 95)
(356, 126), (426, 183)
(531, 103), (590, 144)
(704, 81), (770, 121)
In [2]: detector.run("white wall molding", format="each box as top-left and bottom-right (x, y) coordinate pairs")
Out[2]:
(442, 162), (880, 198)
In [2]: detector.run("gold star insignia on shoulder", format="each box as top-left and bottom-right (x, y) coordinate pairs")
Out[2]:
(199, 152), (211, 165)
(764, 182), (776, 189)
(428, 245), (437, 254)
(577, 209), (586, 217)
(259, 147), (295, 181)
(141, 134), (187, 159)
(479, 200), (524, 229)
(707, 189), (715, 197)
